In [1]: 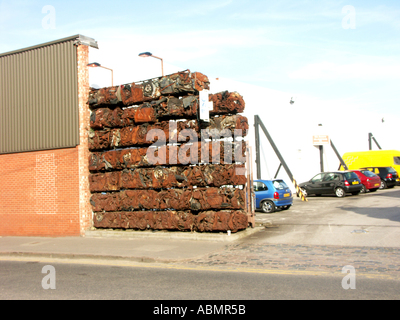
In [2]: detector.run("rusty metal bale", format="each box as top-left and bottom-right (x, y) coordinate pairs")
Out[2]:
(89, 164), (246, 192)
(90, 92), (246, 130)
(90, 105), (157, 129)
(90, 187), (245, 212)
(93, 210), (248, 233)
(88, 70), (210, 109)
(88, 116), (248, 151)
(88, 141), (246, 172)
(209, 91), (245, 115)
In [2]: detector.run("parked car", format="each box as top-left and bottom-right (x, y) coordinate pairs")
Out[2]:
(359, 166), (399, 189)
(253, 179), (293, 213)
(299, 171), (362, 198)
(350, 169), (381, 193)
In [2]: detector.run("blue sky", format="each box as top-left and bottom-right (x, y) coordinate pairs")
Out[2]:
(1, 0), (400, 116)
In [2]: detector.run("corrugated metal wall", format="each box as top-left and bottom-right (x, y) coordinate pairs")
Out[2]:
(0, 40), (79, 154)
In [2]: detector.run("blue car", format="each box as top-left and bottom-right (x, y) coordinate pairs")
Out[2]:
(253, 179), (293, 213)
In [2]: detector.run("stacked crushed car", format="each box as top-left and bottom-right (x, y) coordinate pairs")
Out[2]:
(88, 70), (249, 232)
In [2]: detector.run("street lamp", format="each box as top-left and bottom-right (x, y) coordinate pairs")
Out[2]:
(87, 62), (114, 86)
(138, 52), (164, 76)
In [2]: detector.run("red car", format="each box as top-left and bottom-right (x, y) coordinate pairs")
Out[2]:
(351, 169), (381, 193)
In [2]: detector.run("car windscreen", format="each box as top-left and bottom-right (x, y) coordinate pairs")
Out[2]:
(273, 180), (288, 190)
(344, 172), (358, 180)
(361, 170), (377, 177)
(388, 167), (397, 174)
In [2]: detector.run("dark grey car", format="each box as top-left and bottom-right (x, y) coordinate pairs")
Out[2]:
(299, 171), (363, 198)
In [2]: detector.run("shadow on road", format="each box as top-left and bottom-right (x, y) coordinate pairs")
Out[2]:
(337, 205), (400, 223)
(347, 189), (400, 223)
(367, 189), (400, 199)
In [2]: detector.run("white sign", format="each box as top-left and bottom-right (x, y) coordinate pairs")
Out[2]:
(313, 135), (330, 146)
(199, 90), (213, 121)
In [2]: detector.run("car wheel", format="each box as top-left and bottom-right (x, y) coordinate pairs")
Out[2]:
(300, 188), (308, 197)
(360, 185), (367, 193)
(261, 201), (275, 213)
(335, 187), (346, 198)
(379, 180), (387, 189)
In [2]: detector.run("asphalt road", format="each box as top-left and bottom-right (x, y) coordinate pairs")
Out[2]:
(1, 260), (399, 301)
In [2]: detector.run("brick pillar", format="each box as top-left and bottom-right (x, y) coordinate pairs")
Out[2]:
(76, 44), (91, 235)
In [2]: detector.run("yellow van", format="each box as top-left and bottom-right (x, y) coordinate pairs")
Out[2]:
(340, 150), (400, 175)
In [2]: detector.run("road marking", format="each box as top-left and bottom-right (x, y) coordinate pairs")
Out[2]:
(0, 255), (398, 281)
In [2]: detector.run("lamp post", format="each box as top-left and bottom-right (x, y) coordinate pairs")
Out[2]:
(138, 52), (164, 76)
(87, 62), (113, 86)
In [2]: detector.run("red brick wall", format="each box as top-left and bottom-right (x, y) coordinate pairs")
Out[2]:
(0, 148), (81, 236)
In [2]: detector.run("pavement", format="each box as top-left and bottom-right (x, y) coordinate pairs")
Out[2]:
(0, 227), (263, 264)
